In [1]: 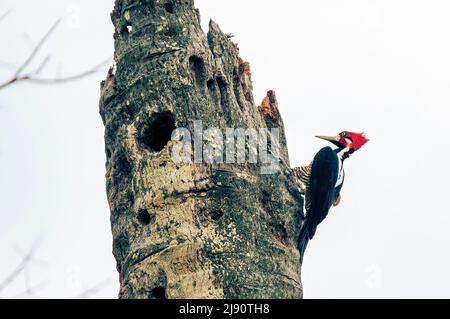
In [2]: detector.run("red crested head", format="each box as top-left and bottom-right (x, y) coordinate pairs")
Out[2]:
(316, 131), (369, 152)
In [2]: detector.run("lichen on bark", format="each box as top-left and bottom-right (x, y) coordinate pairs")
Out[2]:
(100, 0), (304, 299)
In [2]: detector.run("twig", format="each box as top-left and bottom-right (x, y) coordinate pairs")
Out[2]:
(13, 240), (47, 268)
(14, 19), (61, 78)
(0, 247), (36, 292)
(0, 256), (31, 292)
(0, 10), (11, 24)
(76, 277), (113, 299)
(27, 58), (111, 84)
(0, 19), (111, 91)
(34, 55), (51, 75)
(10, 280), (49, 299)
(0, 238), (47, 296)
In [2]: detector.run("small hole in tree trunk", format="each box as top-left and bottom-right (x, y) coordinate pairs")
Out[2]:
(138, 112), (176, 153)
(207, 79), (215, 91)
(137, 209), (155, 226)
(120, 24), (132, 36)
(216, 77), (228, 100)
(210, 210), (224, 222)
(164, 3), (174, 13)
(149, 286), (167, 299)
(189, 56), (206, 87)
(216, 77), (232, 124)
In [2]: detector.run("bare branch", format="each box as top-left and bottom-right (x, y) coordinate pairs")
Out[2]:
(14, 19), (61, 78)
(76, 277), (113, 299)
(0, 10), (11, 24)
(10, 280), (49, 299)
(27, 58), (112, 84)
(0, 247), (36, 292)
(0, 257), (30, 292)
(0, 58), (111, 90)
(13, 239), (48, 268)
(0, 78), (18, 90)
(0, 238), (47, 296)
(34, 55), (52, 75)
(0, 18), (111, 91)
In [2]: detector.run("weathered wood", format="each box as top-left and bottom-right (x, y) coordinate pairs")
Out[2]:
(99, 0), (304, 299)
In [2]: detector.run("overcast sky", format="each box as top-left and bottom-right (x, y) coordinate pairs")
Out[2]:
(1, 0), (449, 299)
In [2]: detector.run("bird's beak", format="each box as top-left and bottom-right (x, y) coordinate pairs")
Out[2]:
(315, 135), (340, 143)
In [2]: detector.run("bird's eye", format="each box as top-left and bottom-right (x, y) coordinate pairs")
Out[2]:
(340, 131), (348, 137)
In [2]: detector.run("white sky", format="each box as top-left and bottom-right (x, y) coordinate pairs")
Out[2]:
(1, 0), (449, 299)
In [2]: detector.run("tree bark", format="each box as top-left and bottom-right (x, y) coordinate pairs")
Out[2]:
(99, 0), (304, 299)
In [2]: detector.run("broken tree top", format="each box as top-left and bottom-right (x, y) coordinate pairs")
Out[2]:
(100, 0), (304, 299)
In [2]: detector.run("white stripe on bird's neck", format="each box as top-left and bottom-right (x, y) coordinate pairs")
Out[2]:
(337, 147), (351, 161)
(335, 147), (350, 187)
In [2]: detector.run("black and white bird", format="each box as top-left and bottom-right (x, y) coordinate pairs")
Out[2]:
(294, 131), (369, 259)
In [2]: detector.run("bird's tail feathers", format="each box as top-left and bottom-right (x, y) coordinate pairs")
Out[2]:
(298, 225), (310, 262)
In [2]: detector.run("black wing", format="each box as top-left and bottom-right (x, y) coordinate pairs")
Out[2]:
(299, 147), (339, 258)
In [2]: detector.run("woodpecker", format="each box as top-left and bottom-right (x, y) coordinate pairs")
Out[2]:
(294, 131), (369, 259)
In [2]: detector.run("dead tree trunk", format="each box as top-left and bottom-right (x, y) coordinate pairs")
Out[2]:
(99, 0), (304, 299)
